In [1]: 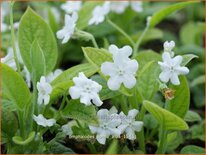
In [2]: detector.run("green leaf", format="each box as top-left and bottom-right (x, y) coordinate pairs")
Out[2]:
(105, 139), (118, 154)
(180, 145), (205, 154)
(18, 7), (58, 74)
(12, 131), (35, 145)
(148, 1), (198, 28)
(30, 40), (46, 82)
(45, 141), (74, 154)
(82, 47), (132, 96)
(91, 75), (120, 100)
(189, 121), (205, 141)
(181, 54), (198, 66)
(50, 63), (98, 101)
(191, 75), (205, 87)
(137, 61), (160, 100)
(168, 76), (190, 118)
(61, 100), (98, 124)
(143, 114), (158, 129)
(180, 22), (205, 46)
(2, 64), (31, 110)
(166, 132), (183, 152)
(135, 50), (161, 71)
(143, 100), (188, 131)
(76, 2), (102, 30)
(184, 110), (201, 122)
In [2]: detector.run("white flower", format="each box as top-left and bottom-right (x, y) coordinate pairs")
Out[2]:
(50, 7), (61, 23)
(61, 123), (73, 136)
(89, 108), (121, 144)
(61, 1), (82, 14)
(101, 45), (138, 90)
(37, 76), (53, 105)
(88, 2), (110, 25)
(158, 52), (189, 85)
(56, 12), (78, 44)
(33, 114), (56, 127)
(22, 66), (31, 88)
(69, 72), (103, 106)
(46, 69), (63, 83)
(130, 1), (143, 12)
(110, 2), (129, 14)
(1, 50), (17, 71)
(163, 40), (175, 57)
(118, 109), (143, 140)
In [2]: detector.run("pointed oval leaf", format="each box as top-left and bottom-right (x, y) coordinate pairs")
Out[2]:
(18, 7), (58, 74)
(181, 54), (198, 66)
(2, 64), (31, 110)
(143, 100), (188, 131)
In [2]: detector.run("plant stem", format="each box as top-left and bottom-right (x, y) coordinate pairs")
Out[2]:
(107, 18), (135, 47)
(137, 105), (146, 153)
(87, 143), (97, 154)
(90, 35), (99, 49)
(120, 95), (128, 114)
(133, 26), (149, 57)
(18, 111), (25, 138)
(10, 1), (21, 73)
(156, 124), (167, 154)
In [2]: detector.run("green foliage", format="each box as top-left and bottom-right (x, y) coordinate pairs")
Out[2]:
(143, 100), (188, 131)
(61, 100), (98, 124)
(180, 145), (205, 154)
(105, 139), (118, 154)
(168, 76), (190, 118)
(45, 141), (74, 154)
(181, 54), (198, 66)
(30, 40), (46, 82)
(143, 114), (158, 129)
(137, 61), (160, 100)
(148, 1), (199, 28)
(12, 131), (35, 145)
(18, 7), (58, 74)
(166, 132), (183, 152)
(184, 110), (201, 122)
(2, 64), (31, 110)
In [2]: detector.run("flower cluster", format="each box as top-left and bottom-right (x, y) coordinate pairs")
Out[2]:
(158, 41), (189, 85)
(101, 45), (139, 90)
(89, 107), (143, 144)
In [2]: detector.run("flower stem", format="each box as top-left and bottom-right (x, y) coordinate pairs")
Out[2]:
(156, 124), (167, 154)
(133, 26), (149, 57)
(10, 1), (21, 74)
(137, 105), (146, 153)
(107, 18), (135, 48)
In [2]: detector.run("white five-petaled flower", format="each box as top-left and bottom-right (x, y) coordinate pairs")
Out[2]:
(158, 52), (189, 85)
(69, 72), (103, 106)
(46, 69), (63, 83)
(33, 114), (56, 127)
(61, 123), (73, 136)
(88, 2), (110, 25)
(101, 45), (138, 91)
(118, 109), (143, 140)
(89, 107), (121, 145)
(56, 12), (78, 44)
(61, 1), (82, 14)
(37, 76), (53, 105)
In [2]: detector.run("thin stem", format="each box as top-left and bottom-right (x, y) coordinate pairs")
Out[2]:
(18, 111), (26, 138)
(120, 95), (128, 114)
(10, 1), (21, 73)
(137, 105), (146, 153)
(156, 124), (167, 154)
(90, 35), (99, 49)
(107, 18), (135, 47)
(133, 26), (149, 57)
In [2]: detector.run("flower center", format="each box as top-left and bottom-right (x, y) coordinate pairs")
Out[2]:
(117, 68), (125, 76)
(83, 85), (92, 93)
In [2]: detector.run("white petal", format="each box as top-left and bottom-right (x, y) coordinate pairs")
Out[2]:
(92, 94), (103, 107)
(89, 125), (98, 134)
(96, 134), (106, 145)
(107, 76), (122, 91)
(37, 94), (43, 105)
(108, 44), (119, 55)
(175, 66), (189, 75)
(125, 60), (138, 74)
(80, 95), (92, 105)
(69, 86), (81, 99)
(158, 61), (170, 71)
(56, 29), (66, 39)
(108, 128), (121, 137)
(71, 12), (78, 23)
(159, 71), (171, 83)
(172, 55), (183, 66)
(97, 109), (109, 118)
(46, 119), (56, 127)
(121, 45), (133, 57)
(132, 121), (143, 132)
(128, 109), (138, 119)
(170, 73), (180, 85)
(125, 128), (136, 140)
(43, 95), (50, 105)
(108, 114), (121, 127)
(123, 75), (136, 89)
(131, 1), (143, 12)
(62, 33), (71, 44)
(118, 124), (128, 133)
(109, 106), (118, 114)
(162, 52), (171, 63)
(101, 62), (116, 76)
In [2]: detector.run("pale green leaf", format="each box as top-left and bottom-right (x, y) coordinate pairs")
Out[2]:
(181, 54), (198, 66)
(143, 100), (188, 131)
(2, 64), (31, 110)
(18, 7), (58, 74)
(184, 110), (201, 122)
(168, 76), (190, 118)
(149, 1), (198, 28)
(180, 145), (205, 154)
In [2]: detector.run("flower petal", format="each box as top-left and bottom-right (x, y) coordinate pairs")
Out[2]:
(125, 60), (138, 74)
(80, 95), (92, 105)
(107, 76), (122, 90)
(132, 121), (143, 132)
(69, 86), (81, 99)
(125, 127), (136, 140)
(92, 94), (103, 107)
(128, 109), (138, 119)
(159, 70), (171, 83)
(172, 55), (183, 66)
(96, 134), (107, 145)
(123, 75), (136, 89)
(162, 52), (171, 63)
(108, 44), (119, 55)
(43, 95), (50, 105)
(170, 73), (180, 85)
(101, 62), (116, 76)
(175, 66), (189, 75)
